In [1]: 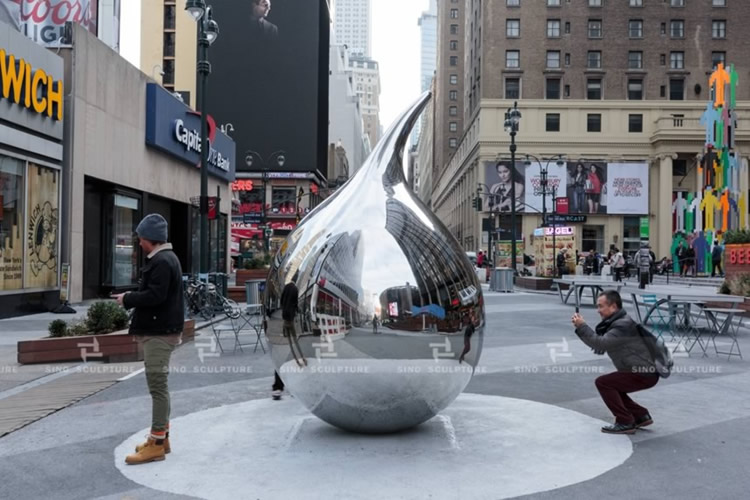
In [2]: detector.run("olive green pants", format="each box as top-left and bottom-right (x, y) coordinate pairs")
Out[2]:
(143, 338), (175, 433)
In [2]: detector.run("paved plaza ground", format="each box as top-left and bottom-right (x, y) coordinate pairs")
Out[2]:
(1, 287), (749, 499)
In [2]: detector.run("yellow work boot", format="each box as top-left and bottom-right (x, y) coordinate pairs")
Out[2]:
(125, 438), (166, 465)
(135, 436), (171, 454)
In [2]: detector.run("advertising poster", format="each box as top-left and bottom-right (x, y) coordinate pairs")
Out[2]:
(524, 163), (567, 214)
(484, 161), (525, 213)
(3, 0), (99, 46)
(495, 240), (524, 268)
(565, 161), (607, 214)
(207, 0), (327, 174)
(533, 227), (576, 277)
(606, 162), (649, 214)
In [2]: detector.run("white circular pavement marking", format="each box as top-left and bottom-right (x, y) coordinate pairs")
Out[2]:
(115, 394), (632, 500)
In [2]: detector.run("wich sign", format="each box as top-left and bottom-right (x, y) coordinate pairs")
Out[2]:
(0, 47), (63, 120)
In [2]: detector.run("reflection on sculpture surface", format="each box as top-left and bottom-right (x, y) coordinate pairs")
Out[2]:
(265, 92), (484, 433)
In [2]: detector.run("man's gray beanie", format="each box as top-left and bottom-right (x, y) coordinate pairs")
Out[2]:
(136, 214), (168, 242)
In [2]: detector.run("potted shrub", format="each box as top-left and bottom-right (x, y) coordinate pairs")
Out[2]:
(717, 273), (750, 313)
(236, 257), (270, 285)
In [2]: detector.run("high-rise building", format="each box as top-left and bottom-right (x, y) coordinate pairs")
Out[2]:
(433, 0), (466, 197)
(349, 53), (381, 149)
(412, 0), (438, 147)
(431, 0), (750, 263)
(332, 0), (372, 57)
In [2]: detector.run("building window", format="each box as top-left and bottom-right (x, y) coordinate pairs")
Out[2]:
(628, 114), (643, 133)
(163, 59), (175, 85)
(506, 50), (520, 68)
(587, 51), (601, 68)
(670, 79), (684, 100)
(670, 20), (684, 38)
(163, 4), (176, 29)
(163, 32), (175, 57)
(449, 90), (458, 101)
(630, 0), (643, 5)
(546, 78), (561, 99)
(546, 50), (561, 68)
(660, 53), (666, 65)
(587, 114), (602, 132)
(588, 20), (602, 38)
(450, 24), (458, 34)
(450, 56), (458, 66)
(507, 0), (520, 6)
(564, 53), (571, 66)
(505, 77), (520, 98)
(0, 154), (25, 291)
(628, 79), (643, 99)
(564, 21), (570, 34)
(712, 51), (726, 68)
(547, 19), (561, 37)
(671, 0), (684, 6)
(628, 51), (643, 69)
(660, 23), (666, 35)
(589, 0), (602, 6)
(449, 106), (458, 116)
(660, 85), (666, 97)
(629, 20), (643, 38)
(547, 0), (560, 6)
(587, 79), (602, 99)
(564, 84), (570, 97)
(449, 122), (458, 132)
(506, 19), (520, 37)
(712, 20), (726, 38)
(271, 188), (297, 215)
(670, 51), (684, 69)
(450, 40), (459, 50)
(450, 74), (458, 84)
(450, 9), (458, 19)
(546, 113), (561, 132)
(713, 0), (726, 5)
(449, 138), (458, 148)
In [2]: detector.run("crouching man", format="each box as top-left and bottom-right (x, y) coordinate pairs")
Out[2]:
(571, 291), (659, 435)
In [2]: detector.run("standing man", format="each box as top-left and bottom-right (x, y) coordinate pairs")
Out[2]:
(114, 214), (184, 465)
(556, 248), (567, 278)
(476, 250), (485, 269)
(611, 248), (625, 282)
(571, 291), (659, 434)
(676, 240), (687, 276)
(711, 243), (724, 277)
(636, 242), (653, 289)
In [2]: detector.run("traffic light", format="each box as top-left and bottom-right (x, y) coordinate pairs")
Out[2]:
(473, 196), (483, 212)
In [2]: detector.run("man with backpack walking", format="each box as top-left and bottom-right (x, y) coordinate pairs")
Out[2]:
(636, 242), (653, 289)
(571, 291), (660, 434)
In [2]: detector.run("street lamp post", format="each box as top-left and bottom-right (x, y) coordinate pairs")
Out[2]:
(186, 0), (219, 279)
(504, 102), (522, 272)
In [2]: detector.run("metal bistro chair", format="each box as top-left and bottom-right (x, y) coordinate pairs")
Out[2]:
(234, 303), (266, 353)
(641, 294), (670, 341)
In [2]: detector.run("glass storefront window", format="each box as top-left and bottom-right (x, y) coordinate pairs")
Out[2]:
(104, 194), (140, 287)
(191, 206), (228, 275)
(582, 225), (604, 254)
(25, 163), (60, 289)
(623, 216), (641, 257)
(0, 155), (25, 291)
(271, 188), (296, 215)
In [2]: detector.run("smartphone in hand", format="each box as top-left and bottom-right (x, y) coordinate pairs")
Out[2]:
(575, 306), (580, 313)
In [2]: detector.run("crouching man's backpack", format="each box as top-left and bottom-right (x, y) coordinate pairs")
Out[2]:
(636, 324), (674, 378)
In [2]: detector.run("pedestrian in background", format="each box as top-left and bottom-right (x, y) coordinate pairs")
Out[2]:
(611, 248), (625, 282)
(637, 242), (653, 289)
(113, 214), (184, 465)
(711, 244), (724, 277)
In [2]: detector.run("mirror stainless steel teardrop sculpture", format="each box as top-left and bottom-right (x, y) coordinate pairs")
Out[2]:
(265, 92), (484, 433)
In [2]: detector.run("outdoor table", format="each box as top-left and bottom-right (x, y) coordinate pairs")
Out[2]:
(553, 277), (624, 310)
(666, 299), (709, 356)
(623, 284), (744, 325)
(703, 307), (744, 360)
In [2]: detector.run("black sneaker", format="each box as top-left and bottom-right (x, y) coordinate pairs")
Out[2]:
(634, 413), (653, 428)
(601, 422), (636, 435)
(271, 390), (282, 401)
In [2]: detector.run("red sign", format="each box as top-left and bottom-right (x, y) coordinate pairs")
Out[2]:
(728, 246), (750, 265)
(555, 197), (569, 214)
(310, 183), (319, 195)
(208, 197), (217, 220)
(231, 180), (254, 191)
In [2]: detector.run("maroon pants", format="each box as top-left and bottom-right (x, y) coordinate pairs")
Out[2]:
(595, 372), (659, 424)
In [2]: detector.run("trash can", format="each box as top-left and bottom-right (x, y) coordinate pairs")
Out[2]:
(492, 267), (514, 293)
(245, 279), (264, 305)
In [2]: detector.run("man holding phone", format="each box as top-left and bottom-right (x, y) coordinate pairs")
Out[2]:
(112, 214), (184, 464)
(571, 291), (659, 435)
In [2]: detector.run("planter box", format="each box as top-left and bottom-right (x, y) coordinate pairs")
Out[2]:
(227, 286), (245, 303)
(17, 319), (195, 365)
(236, 269), (269, 287)
(516, 277), (554, 291)
(724, 244), (750, 279)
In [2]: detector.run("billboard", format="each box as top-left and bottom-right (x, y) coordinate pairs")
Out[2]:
(606, 162), (649, 214)
(484, 161), (525, 213)
(564, 161), (607, 214)
(525, 162), (567, 213)
(2, 0), (98, 45)
(206, 0), (329, 175)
